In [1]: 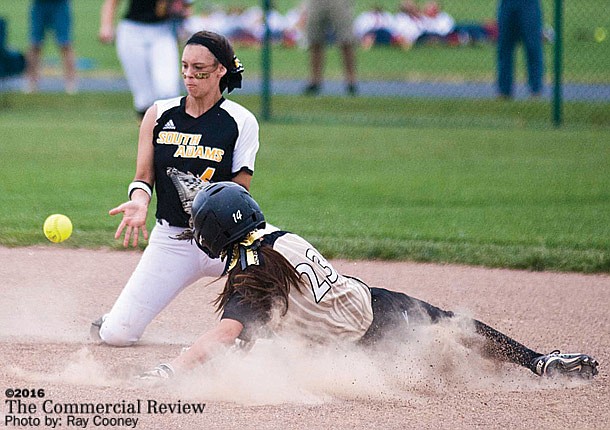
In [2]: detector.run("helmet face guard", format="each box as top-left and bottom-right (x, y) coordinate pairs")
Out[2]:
(194, 233), (215, 257)
(191, 182), (265, 259)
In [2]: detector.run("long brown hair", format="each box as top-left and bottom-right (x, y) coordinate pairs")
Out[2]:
(214, 244), (304, 317)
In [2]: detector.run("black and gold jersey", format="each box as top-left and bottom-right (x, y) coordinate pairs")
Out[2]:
(153, 96), (259, 227)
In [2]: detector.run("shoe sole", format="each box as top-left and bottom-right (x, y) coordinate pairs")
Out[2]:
(545, 356), (599, 378)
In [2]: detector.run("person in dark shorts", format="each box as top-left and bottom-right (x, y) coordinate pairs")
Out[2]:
(26, 0), (76, 93)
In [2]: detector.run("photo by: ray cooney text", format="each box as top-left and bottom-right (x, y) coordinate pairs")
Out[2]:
(3, 389), (206, 428)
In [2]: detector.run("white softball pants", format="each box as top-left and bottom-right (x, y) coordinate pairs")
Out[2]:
(99, 221), (225, 346)
(116, 20), (182, 113)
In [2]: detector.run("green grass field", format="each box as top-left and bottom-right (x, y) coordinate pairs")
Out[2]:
(1, 1), (608, 273)
(0, 93), (609, 273)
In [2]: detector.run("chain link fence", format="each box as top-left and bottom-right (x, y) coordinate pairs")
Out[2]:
(224, 0), (610, 128)
(1, 0), (608, 128)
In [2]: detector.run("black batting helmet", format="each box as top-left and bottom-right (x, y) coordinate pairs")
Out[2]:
(191, 182), (265, 258)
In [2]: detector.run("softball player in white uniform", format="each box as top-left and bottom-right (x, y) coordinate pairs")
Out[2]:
(99, 0), (193, 116)
(92, 31), (257, 346)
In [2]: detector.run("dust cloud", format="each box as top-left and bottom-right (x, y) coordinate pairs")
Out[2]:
(165, 318), (546, 405)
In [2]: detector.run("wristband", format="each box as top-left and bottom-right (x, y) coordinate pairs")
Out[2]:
(128, 180), (153, 200)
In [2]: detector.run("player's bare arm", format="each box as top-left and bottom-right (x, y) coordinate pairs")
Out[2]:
(99, 0), (120, 44)
(108, 105), (156, 247)
(138, 318), (244, 381)
(232, 170), (253, 191)
(134, 105), (157, 184)
(170, 319), (244, 373)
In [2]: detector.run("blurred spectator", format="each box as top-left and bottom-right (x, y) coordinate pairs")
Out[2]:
(183, 3), (305, 48)
(0, 17), (26, 78)
(183, 2), (498, 52)
(181, 4), (227, 38)
(99, 0), (194, 118)
(393, 0), (424, 49)
(265, 5), (298, 45)
(303, 0), (358, 96)
(496, 0), (544, 98)
(282, 4), (308, 47)
(416, 1), (454, 44)
(446, 20), (497, 46)
(394, 1), (495, 48)
(353, 6), (399, 49)
(25, 0), (77, 94)
(226, 6), (263, 46)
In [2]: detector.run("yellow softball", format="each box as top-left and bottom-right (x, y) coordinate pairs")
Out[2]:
(43, 214), (73, 243)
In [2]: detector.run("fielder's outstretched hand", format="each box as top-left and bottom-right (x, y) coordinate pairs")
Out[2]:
(109, 199), (149, 248)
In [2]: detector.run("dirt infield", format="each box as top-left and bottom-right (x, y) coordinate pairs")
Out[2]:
(0, 246), (608, 429)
